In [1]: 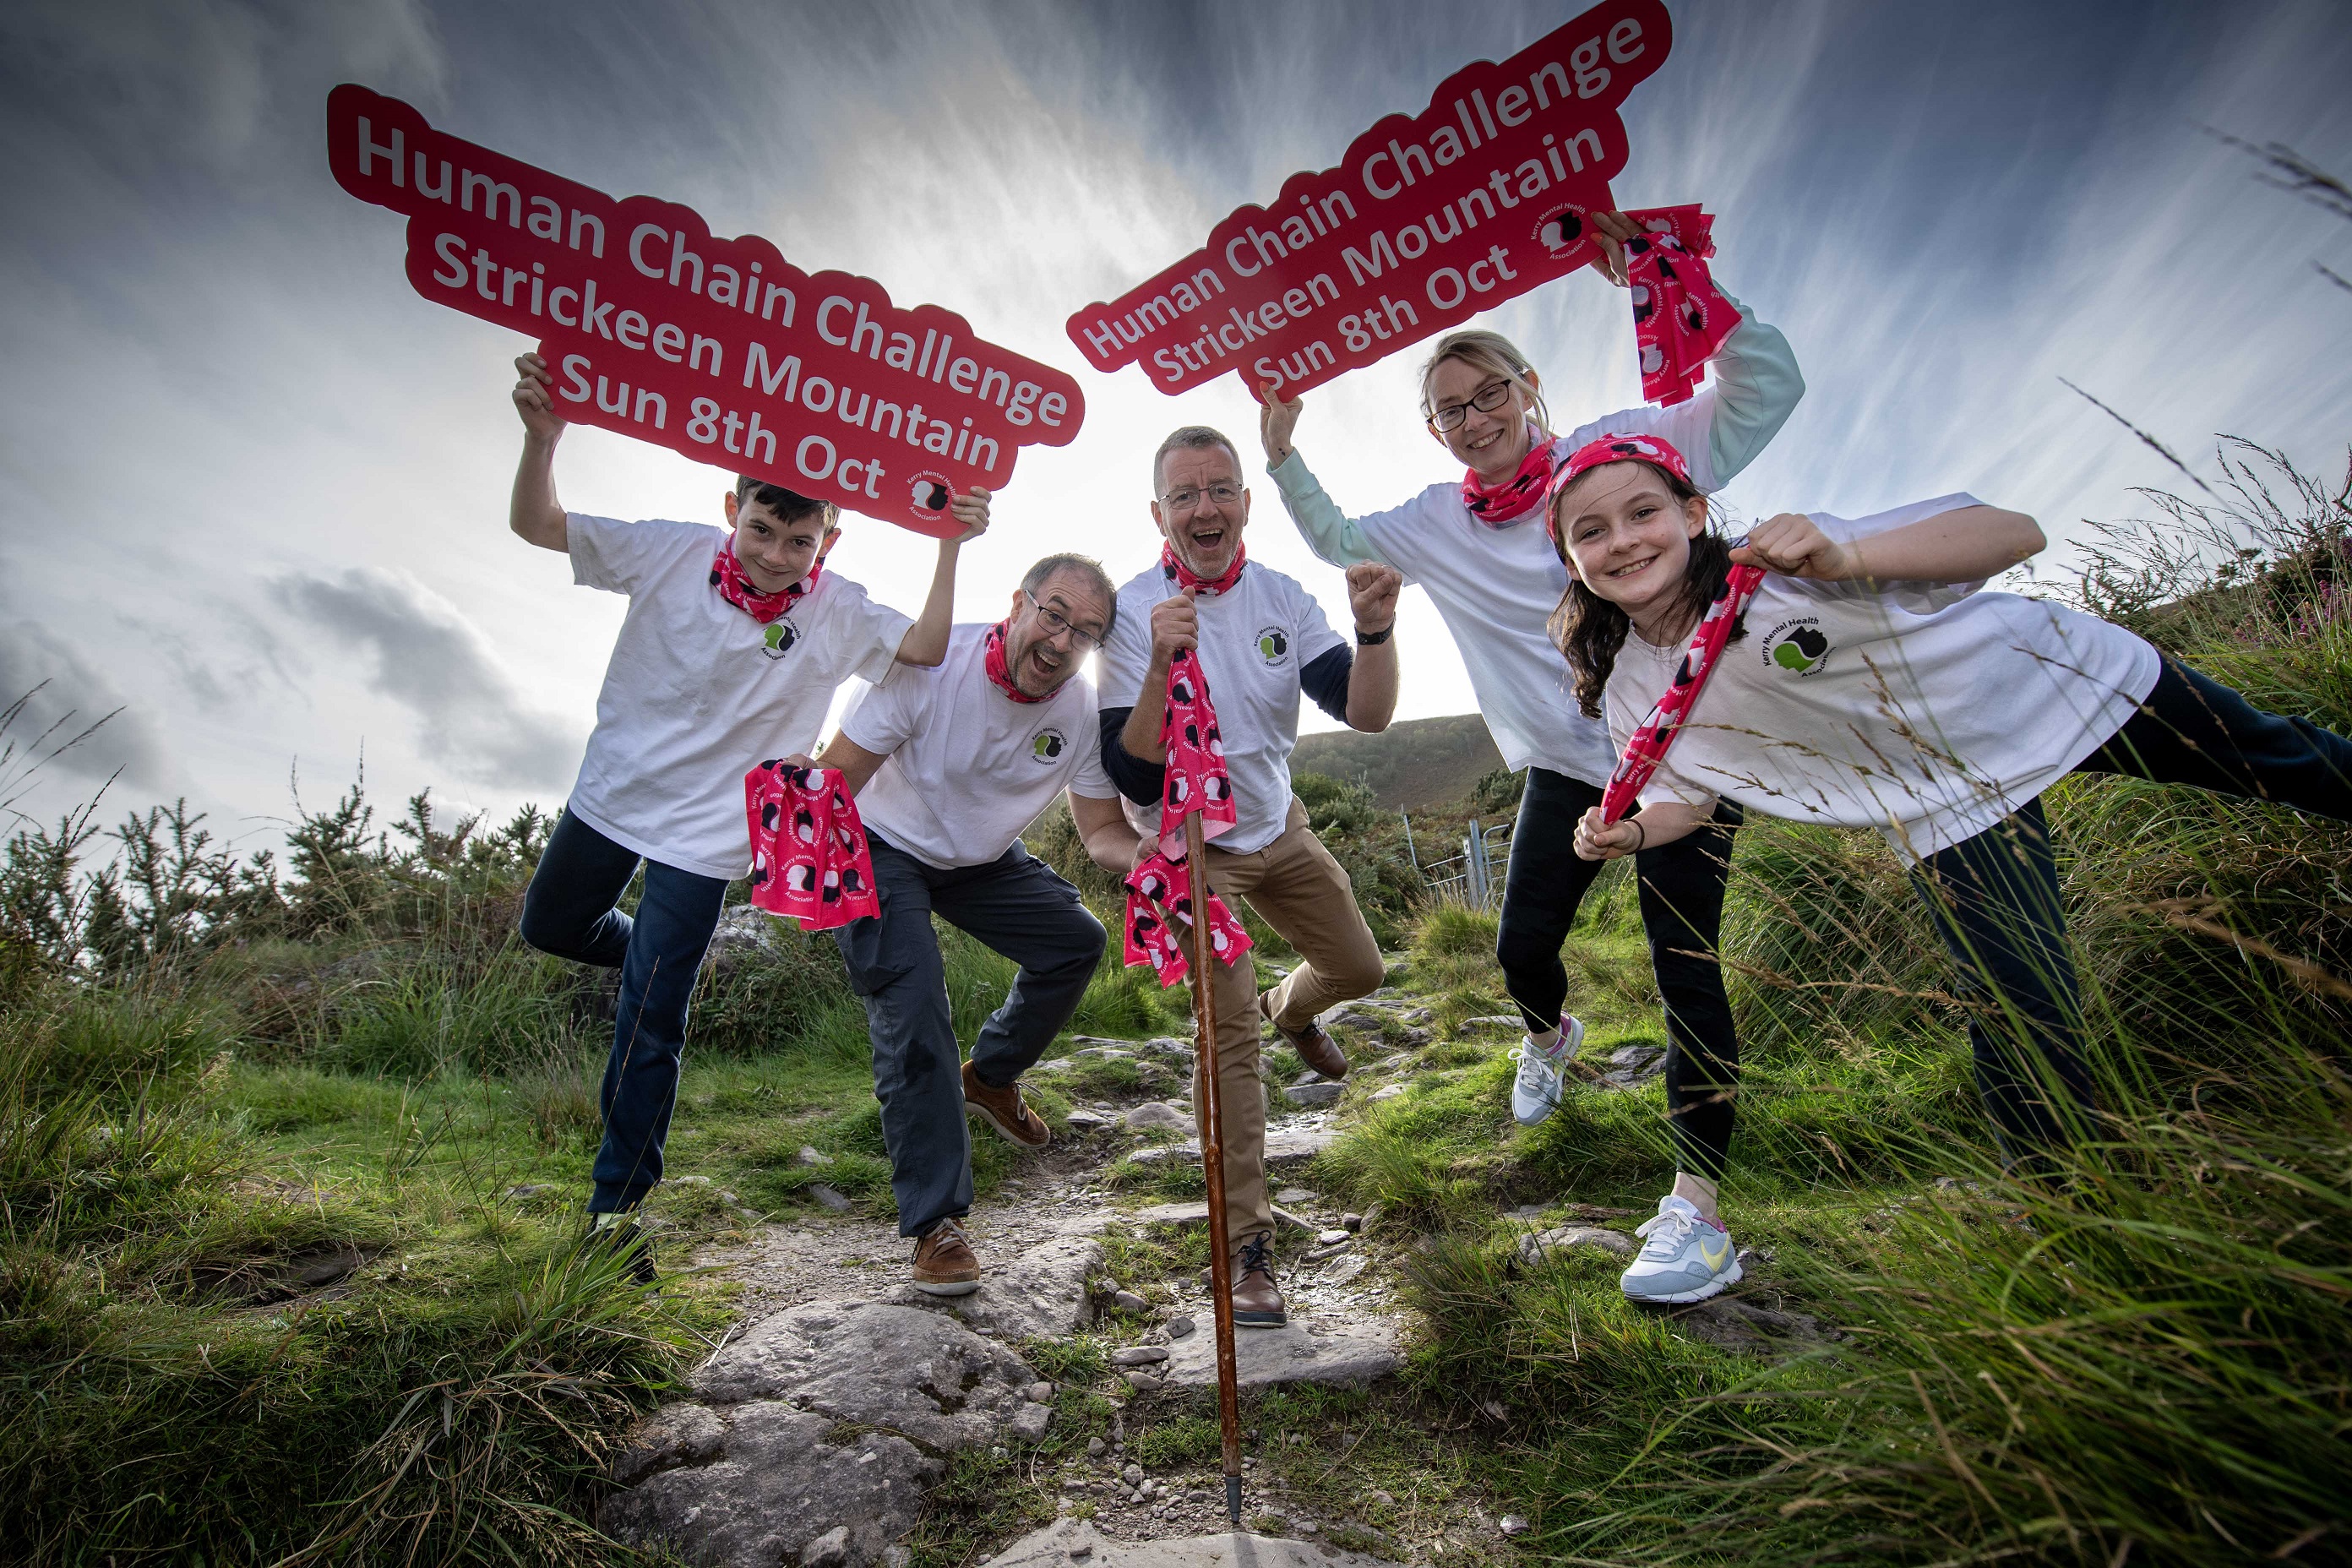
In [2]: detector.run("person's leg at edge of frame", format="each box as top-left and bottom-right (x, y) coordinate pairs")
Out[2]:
(834, 839), (982, 1295)
(1621, 804), (1745, 1304)
(1495, 768), (1609, 1127)
(584, 855), (726, 1282)
(1197, 839), (1282, 1326)
(2077, 656), (2352, 824)
(1909, 798), (2097, 1179)
(1256, 799), (1387, 1068)
(936, 845), (1106, 1149)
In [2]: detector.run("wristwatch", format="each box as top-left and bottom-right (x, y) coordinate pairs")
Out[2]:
(1355, 623), (1393, 645)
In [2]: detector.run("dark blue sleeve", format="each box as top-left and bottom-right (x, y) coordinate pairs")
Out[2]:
(1299, 645), (1353, 724)
(1097, 708), (1166, 808)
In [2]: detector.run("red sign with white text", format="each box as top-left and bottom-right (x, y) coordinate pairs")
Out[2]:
(1064, 0), (1669, 399)
(328, 84), (1083, 536)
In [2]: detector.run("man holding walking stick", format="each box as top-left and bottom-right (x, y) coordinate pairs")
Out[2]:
(1091, 424), (1405, 1330)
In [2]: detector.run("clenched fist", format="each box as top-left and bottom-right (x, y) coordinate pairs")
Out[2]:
(1346, 562), (1403, 635)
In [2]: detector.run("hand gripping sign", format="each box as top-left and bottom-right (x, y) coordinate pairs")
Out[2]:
(328, 84), (1083, 536)
(1065, 0), (1669, 400)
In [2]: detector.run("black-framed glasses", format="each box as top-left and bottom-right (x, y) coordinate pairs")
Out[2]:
(1022, 591), (1104, 651)
(1157, 481), (1244, 512)
(1428, 378), (1516, 432)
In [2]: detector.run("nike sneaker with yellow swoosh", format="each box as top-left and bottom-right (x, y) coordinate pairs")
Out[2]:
(1620, 1194), (1742, 1303)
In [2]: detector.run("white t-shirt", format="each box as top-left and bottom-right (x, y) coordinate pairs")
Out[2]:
(840, 623), (1118, 869)
(1603, 493), (2163, 860)
(564, 514), (911, 880)
(1271, 399), (1723, 788)
(1097, 558), (1348, 855)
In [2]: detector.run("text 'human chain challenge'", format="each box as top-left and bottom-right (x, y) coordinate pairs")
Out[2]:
(1064, 0), (1669, 399)
(327, 84), (1084, 536)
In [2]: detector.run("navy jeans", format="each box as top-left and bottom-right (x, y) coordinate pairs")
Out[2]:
(1917, 657), (2352, 1162)
(519, 809), (728, 1212)
(835, 833), (1105, 1237)
(1500, 766), (1745, 1180)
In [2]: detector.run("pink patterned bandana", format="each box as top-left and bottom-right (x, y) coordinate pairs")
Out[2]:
(1544, 432), (1696, 551)
(745, 762), (879, 929)
(983, 620), (1051, 703)
(1620, 206), (1741, 408)
(1159, 542), (1247, 598)
(710, 547), (819, 623)
(1122, 647), (1253, 986)
(1458, 430), (1557, 527)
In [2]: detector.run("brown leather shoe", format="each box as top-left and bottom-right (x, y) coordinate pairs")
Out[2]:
(1230, 1230), (1287, 1327)
(962, 1060), (1050, 1148)
(1260, 991), (1348, 1080)
(912, 1217), (982, 1297)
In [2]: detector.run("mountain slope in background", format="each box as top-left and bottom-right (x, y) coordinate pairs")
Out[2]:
(1292, 714), (1505, 810)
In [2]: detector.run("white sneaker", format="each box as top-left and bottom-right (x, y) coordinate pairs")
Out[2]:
(1620, 1195), (1742, 1304)
(1507, 1016), (1585, 1127)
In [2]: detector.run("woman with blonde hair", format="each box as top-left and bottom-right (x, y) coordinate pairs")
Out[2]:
(1260, 213), (1803, 1304)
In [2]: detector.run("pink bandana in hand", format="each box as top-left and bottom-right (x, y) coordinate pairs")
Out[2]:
(1620, 206), (1741, 408)
(1122, 647), (1252, 986)
(1547, 433), (1762, 825)
(1459, 429), (1557, 527)
(710, 547), (819, 623)
(983, 621), (1051, 703)
(745, 761), (879, 929)
(1159, 542), (1246, 598)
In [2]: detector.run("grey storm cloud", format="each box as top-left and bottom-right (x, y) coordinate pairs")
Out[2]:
(272, 567), (583, 793)
(0, 615), (172, 805)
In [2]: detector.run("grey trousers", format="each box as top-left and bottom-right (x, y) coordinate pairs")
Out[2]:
(834, 832), (1106, 1237)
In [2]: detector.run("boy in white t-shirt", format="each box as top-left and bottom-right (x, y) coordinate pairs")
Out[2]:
(801, 555), (1127, 1296)
(504, 352), (988, 1278)
(1550, 433), (2352, 1304)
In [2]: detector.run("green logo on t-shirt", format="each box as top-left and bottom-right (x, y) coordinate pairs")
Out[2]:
(762, 618), (800, 659)
(1768, 624), (1828, 673)
(1031, 729), (1066, 762)
(1256, 627), (1289, 663)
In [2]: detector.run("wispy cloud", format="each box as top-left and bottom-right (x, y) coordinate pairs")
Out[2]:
(272, 567), (582, 792)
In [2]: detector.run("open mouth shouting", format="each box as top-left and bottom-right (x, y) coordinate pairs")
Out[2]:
(1179, 520), (1232, 572)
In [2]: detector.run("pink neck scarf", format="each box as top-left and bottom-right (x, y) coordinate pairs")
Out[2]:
(1121, 647), (1252, 986)
(983, 621), (1052, 703)
(1620, 205), (1742, 408)
(745, 762), (879, 929)
(710, 547), (819, 623)
(1160, 542), (1247, 597)
(1459, 431), (1557, 526)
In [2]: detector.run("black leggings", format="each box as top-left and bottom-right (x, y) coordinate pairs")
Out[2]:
(1499, 767), (1745, 1181)
(1917, 656), (2352, 1162)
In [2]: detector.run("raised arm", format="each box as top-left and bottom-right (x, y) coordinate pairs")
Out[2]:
(1116, 591), (1197, 765)
(1341, 563), (1402, 733)
(1259, 388), (1384, 568)
(1731, 505), (2045, 586)
(1702, 293), (1805, 486)
(896, 488), (991, 667)
(509, 353), (569, 553)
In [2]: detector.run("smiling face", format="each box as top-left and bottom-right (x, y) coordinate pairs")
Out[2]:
(721, 490), (830, 593)
(1554, 461), (1712, 640)
(1425, 354), (1538, 483)
(1152, 441), (1250, 582)
(1002, 567), (1111, 698)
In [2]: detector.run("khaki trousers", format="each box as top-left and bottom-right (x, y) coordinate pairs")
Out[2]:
(1188, 798), (1386, 1239)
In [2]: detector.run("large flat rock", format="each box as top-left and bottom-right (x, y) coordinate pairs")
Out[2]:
(1124, 1125), (1335, 1168)
(608, 1299), (1049, 1565)
(994, 1519), (1391, 1567)
(878, 1231), (1103, 1342)
(1161, 1320), (1400, 1389)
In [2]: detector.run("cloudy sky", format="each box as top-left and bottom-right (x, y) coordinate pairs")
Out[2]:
(4, 0), (2349, 858)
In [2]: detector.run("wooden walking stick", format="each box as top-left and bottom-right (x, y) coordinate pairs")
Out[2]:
(1184, 811), (1245, 1527)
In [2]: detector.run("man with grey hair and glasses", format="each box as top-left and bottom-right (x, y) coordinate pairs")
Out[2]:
(807, 553), (1133, 1297)
(1079, 425), (1407, 1329)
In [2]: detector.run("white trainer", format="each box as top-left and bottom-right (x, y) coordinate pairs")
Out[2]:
(1620, 1194), (1742, 1304)
(1507, 1016), (1585, 1127)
